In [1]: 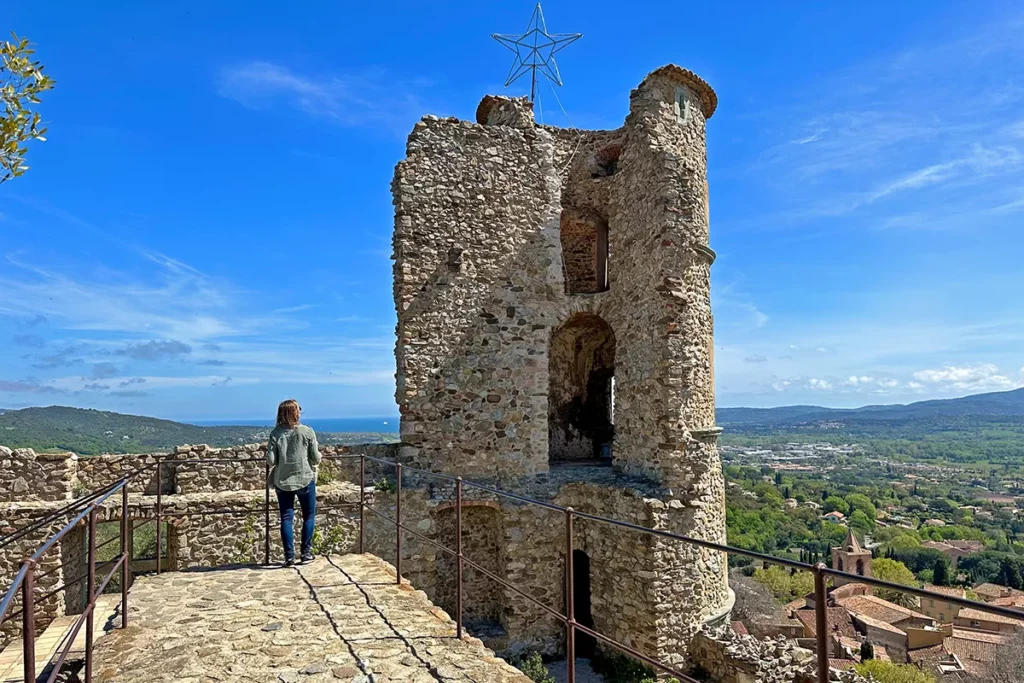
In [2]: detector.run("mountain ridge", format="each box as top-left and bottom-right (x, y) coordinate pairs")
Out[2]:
(717, 387), (1024, 426)
(0, 405), (395, 455)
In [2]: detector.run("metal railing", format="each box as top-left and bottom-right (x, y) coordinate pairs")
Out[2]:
(1, 452), (1023, 683)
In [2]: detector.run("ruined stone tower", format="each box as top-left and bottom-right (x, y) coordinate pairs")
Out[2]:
(391, 65), (729, 666)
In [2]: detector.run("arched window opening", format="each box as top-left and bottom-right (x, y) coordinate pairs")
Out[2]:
(590, 144), (621, 178)
(560, 210), (609, 294)
(549, 313), (615, 465)
(837, 558), (844, 573)
(856, 559), (865, 576)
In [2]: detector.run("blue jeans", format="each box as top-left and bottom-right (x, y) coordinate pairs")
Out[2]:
(276, 480), (316, 560)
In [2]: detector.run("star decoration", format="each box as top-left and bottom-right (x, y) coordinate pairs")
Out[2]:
(492, 3), (582, 102)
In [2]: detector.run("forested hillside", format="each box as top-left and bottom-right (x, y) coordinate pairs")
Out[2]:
(0, 406), (393, 455)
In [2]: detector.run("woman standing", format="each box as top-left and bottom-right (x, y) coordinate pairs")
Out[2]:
(266, 399), (320, 566)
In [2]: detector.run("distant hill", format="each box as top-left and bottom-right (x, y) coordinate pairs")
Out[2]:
(0, 406), (396, 455)
(717, 387), (1024, 437)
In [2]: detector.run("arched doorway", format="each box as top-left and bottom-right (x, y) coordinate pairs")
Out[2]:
(548, 314), (615, 464)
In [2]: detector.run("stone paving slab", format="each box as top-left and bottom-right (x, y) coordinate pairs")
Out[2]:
(91, 554), (530, 683)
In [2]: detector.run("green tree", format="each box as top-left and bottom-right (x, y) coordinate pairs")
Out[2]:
(855, 660), (935, 683)
(872, 558), (919, 608)
(849, 509), (875, 534)
(931, 558), (950, 587)
(846, 493), (877, 520)
(2, 33), (54, 182)
(824, 496), (850, 515)
(860, 642), (874, 661)
(752, 565), (816, 603)
(883, 534), (921, 552)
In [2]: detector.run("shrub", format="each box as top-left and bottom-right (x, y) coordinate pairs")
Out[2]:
(516, 652), (554, 683)
(311, 523), (348, 557)
(855, 659), (935, 683)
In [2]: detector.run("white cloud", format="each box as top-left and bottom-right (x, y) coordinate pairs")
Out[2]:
(0, 252), (244, 341)
(750, 14), (1024, 226)
(911, 363), (1021, 391)
(216, 61), (432, 133)
(808, 378), (832, 390)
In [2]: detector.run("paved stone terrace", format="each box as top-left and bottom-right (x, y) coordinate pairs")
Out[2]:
(91, 554), (530, 683)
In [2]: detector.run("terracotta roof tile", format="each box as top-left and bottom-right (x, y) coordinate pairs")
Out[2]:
(922, 584), (966, 599)
(828, 659), (857, 671)
(836, 594), (932, 625)
(956, 607), (1024, 627)
(944, 630), (1008, 663)
(851, 612), (908, 637)
(792, 608), (857, 638)
(908, 644), (947, 664)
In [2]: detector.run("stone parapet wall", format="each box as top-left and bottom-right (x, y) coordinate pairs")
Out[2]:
(0, 441), (394, 648)
(0, 503), (72, 645)
(0, 445), (77, 502)
(0, 442), (400, 500)
(690, 626), (870, 683)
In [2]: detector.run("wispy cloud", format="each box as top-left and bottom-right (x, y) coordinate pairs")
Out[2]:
(0, 251), (251, 341)
(112, 340), (192, 361)
(32, 345), (84, 369)
(90, 363), (119, 379)
(0, 379), (61, 394)
(12, 334), (45, 348)
(216, 61), (435, 133)
(750, 13), (1024, 228)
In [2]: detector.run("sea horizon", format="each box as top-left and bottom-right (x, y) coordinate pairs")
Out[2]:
(189, 417), (400, 434)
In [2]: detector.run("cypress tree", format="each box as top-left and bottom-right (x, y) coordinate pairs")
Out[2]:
(933, 558), (949, 587)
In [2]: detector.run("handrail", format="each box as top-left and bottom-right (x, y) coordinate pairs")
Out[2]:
(0, 564), (28, 632)
(0, 471), (138, 551)
(1, 449), (1022, 683)
(29, 480), (128, 563)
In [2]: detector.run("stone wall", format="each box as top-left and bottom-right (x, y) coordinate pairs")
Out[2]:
(690, 627), (871, 683)
(0, 504), (71, 644)
(0, 445), (76, 502)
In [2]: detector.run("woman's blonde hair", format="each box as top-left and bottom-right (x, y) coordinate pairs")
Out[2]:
(276, 399), (301, 428)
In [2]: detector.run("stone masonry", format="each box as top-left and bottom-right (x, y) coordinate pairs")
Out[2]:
(390, 64), (731, 669)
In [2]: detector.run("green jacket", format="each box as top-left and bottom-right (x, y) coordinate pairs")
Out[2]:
(266, 424), (321, 491)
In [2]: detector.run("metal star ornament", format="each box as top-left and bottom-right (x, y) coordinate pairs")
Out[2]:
(492, 3), (582, 103)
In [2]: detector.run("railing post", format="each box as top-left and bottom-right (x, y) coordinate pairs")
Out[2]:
(359, 455), (365, 554)
(455, 476), (463, 639)
(156, 459), (163, 575)
(86, 506), (97, 683)
(395, 463), (402, 584)
(264, 459), (271, 566)
(121, 482), (129, 628)
(813, 563), (828, 683)
(565, 507), (575, 683)
(21, 558), (36, 683)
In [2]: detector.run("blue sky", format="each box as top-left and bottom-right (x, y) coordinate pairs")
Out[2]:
(2, 1), (1024, 420)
